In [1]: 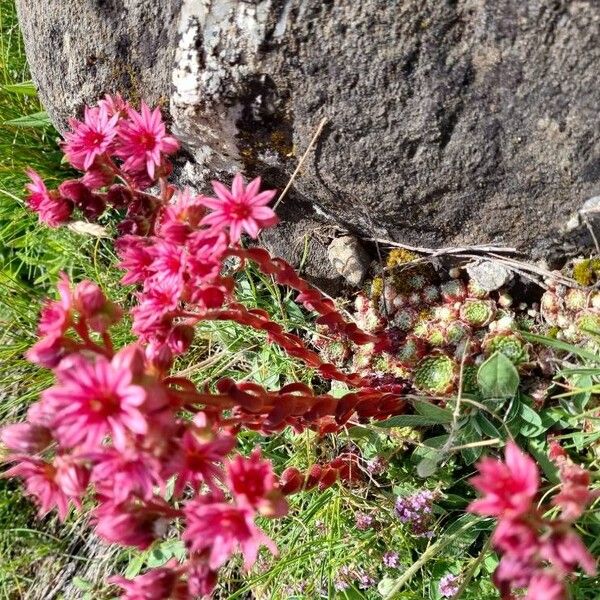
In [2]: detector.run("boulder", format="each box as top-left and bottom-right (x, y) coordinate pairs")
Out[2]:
(17, 0), (600, 263)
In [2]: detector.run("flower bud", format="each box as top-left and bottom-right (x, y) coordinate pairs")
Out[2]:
(279, 467), (304, 495)
(1, 422), (52, 453)
(304, 464), (322, 490)
(25, 335), (69, 368)
(318, 467), (338, 491)
(74, 280), (106, 315)
(58, 180), (92, 205)
(145, 342), (173, 372)
(106, 184), (133, 208)
(167, 324), (195, 355)
(112, 344), (146, 378)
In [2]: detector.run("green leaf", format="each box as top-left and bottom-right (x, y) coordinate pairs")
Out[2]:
(124, 552), (146, 578)
(477, 352), (520, 399)
(71, 577), (93, 591)
(560, 375), (592, 415)
(375, 414), (451, 428)
(475, 413), (504, 440)
(412, 399), (453, 423)
(376, 403), (452, 428)
(3, 110), (50, 127)
(518, 400), (546, 438)
(522, 331), (600, 363)
(1, 81), (37, 96)
(526, 438), (559, 484)
(416, 456), (440, 478)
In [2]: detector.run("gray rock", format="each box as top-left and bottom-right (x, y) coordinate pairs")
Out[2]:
(17, 0), (600, 261)
(466, 260), (512, 292)
(327, 236), (370, 286)
(16, 0), (182, 130)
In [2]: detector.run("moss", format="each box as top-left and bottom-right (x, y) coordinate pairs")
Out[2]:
(572, 258), (600, 286)
(371, 276), (384, 303)
(414, 354), (457, 394)
(386, 248), (419, 269)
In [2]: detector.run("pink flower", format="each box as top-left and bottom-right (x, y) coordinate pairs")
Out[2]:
(540, 530), (596, 576)
(64, 105), (119, 170)
(147, 241), (187, 284)
(43, 354), (148, 450)
(3, 456), (73, 520)
(94, 499), (170, 549)
(25, 334), (72, 368)
(183, 500), (277, 570)
(186, 556), (218, 598)
(552, 457), (596, 521)
(25, 169), (52, 211)
(116, 235), (154, 285)
(200, 174), (278, 243)
(98, 93), (130, 118)
(169, 417), (235, 496)
(469, 442), (540, 518)
(37, 273), (73, 337)
(89, 447), (164, 503)
(53, 455), (89, 499)
(492, 555), (535, 597)
(1, 422), (52, 453)
(25, 169), (72, 227)
(226, 448), (288, 517)
(525, 572), (565, 600)
(157, 189), (207, 243)
(116, 102), (179, 178)
(109, 565), (182, 600)
(491, 518), (539, 558)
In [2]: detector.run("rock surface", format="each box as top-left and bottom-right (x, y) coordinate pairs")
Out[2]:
(466, 260), (513, 292)
(327, 236), (370, 286)
(17, 0), (600, 258)
(16, 0), (182, 129)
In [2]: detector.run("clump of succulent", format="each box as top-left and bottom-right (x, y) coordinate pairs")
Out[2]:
(483, 332), (530, 365)
(347, 260), (551, 398)
(540, 261), (600, 341)
(414, 354), (457, 394)
(459, 298), (496, 327)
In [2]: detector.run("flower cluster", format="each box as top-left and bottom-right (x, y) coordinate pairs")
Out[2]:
(394, 489), (438, 537)
(25, 95), (179, 229)
(438, 573), (460, 598)
(468, 441), (596, 600)
(4, 97), (411, 598)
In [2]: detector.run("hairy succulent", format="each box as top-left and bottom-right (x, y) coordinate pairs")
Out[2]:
(459, 299), (496, 328)
(484, 332), (530, 365)
(414, 354), (457, 394)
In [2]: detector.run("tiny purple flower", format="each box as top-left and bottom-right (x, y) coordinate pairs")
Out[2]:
(355, 512), (374, 530)
(439, 573), (460, 598)
(383, 551), (399, 568)
(394, 490), (438, 537)
(367, 456), (387, 475)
